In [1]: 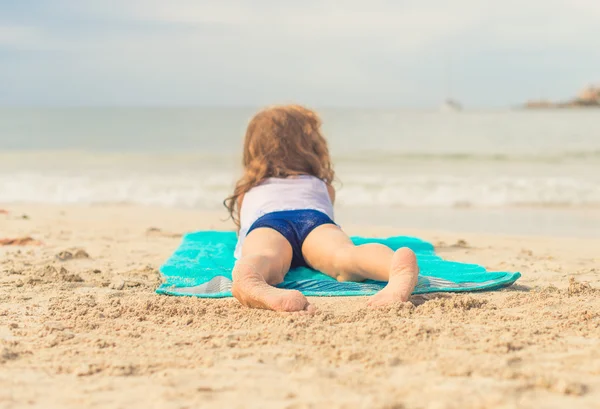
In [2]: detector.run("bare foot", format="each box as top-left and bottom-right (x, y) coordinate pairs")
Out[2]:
(232, 264), (314, 313)
(368, 247), (419, 307)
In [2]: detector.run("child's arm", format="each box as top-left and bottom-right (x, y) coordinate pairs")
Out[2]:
(236, 194), (245, 234)
(326, 184), (336, 205)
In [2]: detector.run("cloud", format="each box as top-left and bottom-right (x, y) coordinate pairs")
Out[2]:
(72, 0), (483, 49)
(0, 24), (43, 48)
(0, 0), (599, 106)
(88, 0), (600, 47)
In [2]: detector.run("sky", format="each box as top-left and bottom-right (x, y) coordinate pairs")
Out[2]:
(1, 0), (599, 108)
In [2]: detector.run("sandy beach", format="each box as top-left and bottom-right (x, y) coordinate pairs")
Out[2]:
(0, 204), (598, 409)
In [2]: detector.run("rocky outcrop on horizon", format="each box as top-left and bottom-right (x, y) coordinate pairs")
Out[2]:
(525, 84), (600, 108)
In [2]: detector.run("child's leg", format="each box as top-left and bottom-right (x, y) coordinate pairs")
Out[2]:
(302, 224), (419, 306)
(232, 228), (314, 312)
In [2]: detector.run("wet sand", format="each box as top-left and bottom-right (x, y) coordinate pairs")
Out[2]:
(1, 205), (599, 409)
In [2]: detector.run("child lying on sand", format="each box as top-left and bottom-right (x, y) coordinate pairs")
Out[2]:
(224, 105), (419, 312)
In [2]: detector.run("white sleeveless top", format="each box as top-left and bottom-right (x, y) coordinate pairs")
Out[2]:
(234, 175), (334, 258)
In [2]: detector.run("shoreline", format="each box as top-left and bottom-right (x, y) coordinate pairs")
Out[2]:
(5, 203), (599, 239)
(1, 204), (600, 408)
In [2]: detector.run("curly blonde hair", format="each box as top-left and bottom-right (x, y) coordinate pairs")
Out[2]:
(224, 105), (335, 227)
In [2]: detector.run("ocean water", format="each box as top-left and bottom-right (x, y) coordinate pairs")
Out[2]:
(1, 107), (599, 236)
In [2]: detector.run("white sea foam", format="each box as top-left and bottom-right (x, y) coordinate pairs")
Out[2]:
(2, 170), (599, 209)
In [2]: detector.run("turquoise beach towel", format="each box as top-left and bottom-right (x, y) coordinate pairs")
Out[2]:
(157, 231), (521, 297)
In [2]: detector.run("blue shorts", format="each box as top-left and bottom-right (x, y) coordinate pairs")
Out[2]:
(247, 209), (336, 268)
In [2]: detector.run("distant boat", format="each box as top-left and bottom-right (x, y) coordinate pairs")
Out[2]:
(441, 57), (462, 112)
(441, 98), (462, 112)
